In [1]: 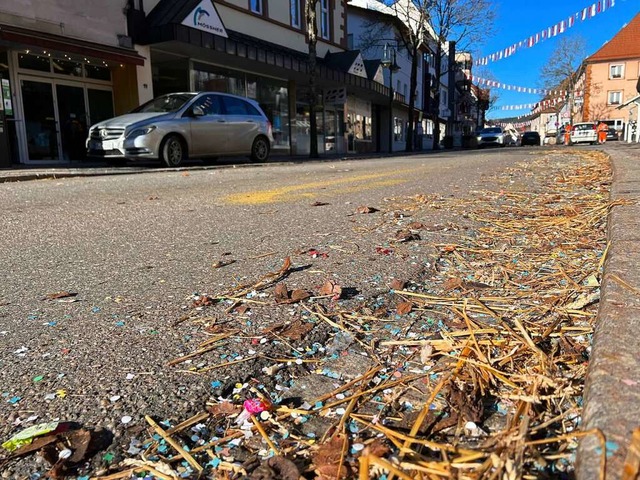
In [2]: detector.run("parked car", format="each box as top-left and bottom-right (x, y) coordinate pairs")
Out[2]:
(520, 131), (541, 146)
(87, 92), (274, 167)
(606, 128), (619, 141)
(570, 122), (598, 145)
(476, 127), (508, 148)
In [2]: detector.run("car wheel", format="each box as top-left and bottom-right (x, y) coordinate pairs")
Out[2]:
(250, 136), (270, 162)
(160, 135), (186, 167)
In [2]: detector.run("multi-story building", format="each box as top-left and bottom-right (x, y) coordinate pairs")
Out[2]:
(0, 0), (146, 166)
(580, 11), (640, 138)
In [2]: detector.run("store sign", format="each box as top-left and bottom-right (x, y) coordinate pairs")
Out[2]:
(181, 0), (228, 38)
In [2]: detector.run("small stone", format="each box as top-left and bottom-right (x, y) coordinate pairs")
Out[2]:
(121, 415), (132, 424)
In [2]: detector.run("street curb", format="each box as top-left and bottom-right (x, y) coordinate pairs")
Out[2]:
(0, 150), (437, 183)
(577, 143), (640, 479)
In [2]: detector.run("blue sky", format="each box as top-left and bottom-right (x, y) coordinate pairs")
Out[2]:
(479, 0), (639, 119)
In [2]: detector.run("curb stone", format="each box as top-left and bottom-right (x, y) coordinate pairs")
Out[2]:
(577, 143), (640, 479)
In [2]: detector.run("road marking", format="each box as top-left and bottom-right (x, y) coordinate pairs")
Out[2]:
(222, 168), (418, 205)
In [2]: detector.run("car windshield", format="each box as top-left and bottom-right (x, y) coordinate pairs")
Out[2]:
(132, 94), (197, 113)
(524, 132), (538, 136)
(574, 124), (595, 131)
(480, 127), (502, 134)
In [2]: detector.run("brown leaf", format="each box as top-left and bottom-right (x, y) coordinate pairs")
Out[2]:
(407, 221), (425, 230)
(208, 401), (241, 416)
(311, 201), (330, 206)
(281, 319), (314, 341)
(290, 289), (311, 303)
(443, 277), (463, 292)
(314, 435), (349, 480)
(389, 279), (406, 290)
(234, 304), (250, 314)
(361, 439), (390, 458)
(395, 229), (420, 243)
(212, 259), (236, 269)
(396, 302), (413, 315)
(319, 280), (342, 300)
(193, 294), (217, 308)
(44, 291), (77, 300)
(250, 456), (301, 480)
(356, 205), (379, 214)
(274, 283), (290, 304)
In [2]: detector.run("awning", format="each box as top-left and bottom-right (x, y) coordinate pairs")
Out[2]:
(0, 24), (146, 66)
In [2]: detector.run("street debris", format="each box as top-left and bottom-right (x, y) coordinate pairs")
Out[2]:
(1, 150), (628, 479)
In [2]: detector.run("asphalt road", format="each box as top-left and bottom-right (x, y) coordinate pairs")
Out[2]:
(0, 147), (545, 476)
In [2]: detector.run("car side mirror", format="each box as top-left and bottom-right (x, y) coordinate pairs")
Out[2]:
(192, 106), (205, 117)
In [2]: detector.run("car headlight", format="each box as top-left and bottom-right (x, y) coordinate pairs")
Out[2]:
(126, 126), (156, 139)
(476, 136), (482, 141)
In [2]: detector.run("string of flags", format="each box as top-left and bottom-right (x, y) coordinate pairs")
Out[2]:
(475, 0), (615, 66)
(499, 94), (580, 111)
(496, 120), (533, 128)
(471, 76), (574, 96)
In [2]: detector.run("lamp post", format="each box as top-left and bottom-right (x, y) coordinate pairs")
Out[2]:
(381, 43), (400, 152)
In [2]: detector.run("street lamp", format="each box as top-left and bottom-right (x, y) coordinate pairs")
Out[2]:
(381, 43), (400, 152)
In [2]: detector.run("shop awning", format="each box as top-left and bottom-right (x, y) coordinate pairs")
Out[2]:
(0, 24), (146, 66)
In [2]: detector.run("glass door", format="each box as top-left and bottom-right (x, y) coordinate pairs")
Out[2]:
(20, 79), (59, 160)
(56, 84), (87, 161)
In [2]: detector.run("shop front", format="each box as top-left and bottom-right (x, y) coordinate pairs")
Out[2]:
(0, 26), (144, 165)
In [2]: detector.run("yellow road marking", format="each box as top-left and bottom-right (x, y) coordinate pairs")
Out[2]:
(222, 168), (419, 205)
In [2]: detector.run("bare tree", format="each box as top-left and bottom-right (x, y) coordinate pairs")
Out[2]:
(305, 0), (320, 158)
(427, 0), (495, 149)
(357, 0), (431, 152)
(539, 36), (587, 125)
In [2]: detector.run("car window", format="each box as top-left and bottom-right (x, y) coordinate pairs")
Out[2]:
(192, 94), (223, 116)
(132, 94), (196, 113)
(574, 124), (594, 131)
(481, 127), (502, 134)
(222, 96), (250, 116)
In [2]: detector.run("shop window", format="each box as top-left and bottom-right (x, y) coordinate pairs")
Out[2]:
(52, 58), (83, 77)
(18, 53), (51, 73)
(364, 116), (372, 140)
(85, 64), (111, 81)
(153, 57), (190, 96)
(320, 0), (330, 40)
(394, 117), (404, 142)
(194, 94), (224, 115)
(290, 0), (301, 28)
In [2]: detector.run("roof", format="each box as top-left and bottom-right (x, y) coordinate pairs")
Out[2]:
(587, 12), (640, 62)
(364, 59), (381, 80)
(146, 0), (201, 28)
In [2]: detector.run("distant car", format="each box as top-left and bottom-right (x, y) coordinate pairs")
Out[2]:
(606, 128), (619, 141)
(87, 92), (274, 167)
(521, 131), (541, 146)
(570, 122), (598, 145)
(476, 127), (508, 148)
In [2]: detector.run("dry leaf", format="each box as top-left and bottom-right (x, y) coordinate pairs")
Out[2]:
(274, 283), (290, 304)
(443, 277), (463, 292)
(407, 221), (425, 230)
(356, 205), (379, 214)
(420, 344), (434, 364)
(314, 435), (349, 480)
(208, 401), (241, 416)
(361, 439), (390, 458)
(281, 319), (314, 341)
(319, 280), (342, 300)
(290, 289), (311, 302)
(389, 279), (406, 290)
(212, 259), (236, 269)
(44, 291), (77, 300)
(396, 301), (413, 315)
(395, 229), (420, 243)
(234, 304), (250, 314)
(311, 201), (330, 206)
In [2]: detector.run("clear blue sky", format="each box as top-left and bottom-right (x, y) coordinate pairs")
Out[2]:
(479, 0), (639, 120)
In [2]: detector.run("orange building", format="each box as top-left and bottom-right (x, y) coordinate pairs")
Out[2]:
(581, 12), (640, 136)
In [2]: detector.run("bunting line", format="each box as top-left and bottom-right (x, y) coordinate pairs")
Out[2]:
(475, 0), (615, 66)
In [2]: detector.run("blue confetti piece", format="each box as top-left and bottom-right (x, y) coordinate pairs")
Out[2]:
(211, 380), (222, 389)
(8, 396), (21, 404)
(157, 445), (168, 454)
(91, 306), (101, 313)
(47, 321), (57, 327)
(115, 321), (125, 327)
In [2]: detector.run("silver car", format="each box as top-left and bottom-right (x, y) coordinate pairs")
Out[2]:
(86, 92), (274, 166)
(476, 126), (508, 148)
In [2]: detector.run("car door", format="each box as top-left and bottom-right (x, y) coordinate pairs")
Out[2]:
(220, 96), (261, 154)
(187, 94), (228, 157)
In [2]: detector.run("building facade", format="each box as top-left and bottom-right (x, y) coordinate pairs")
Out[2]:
(580, 12), (640, 139)
(0, 0), (145, 166)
